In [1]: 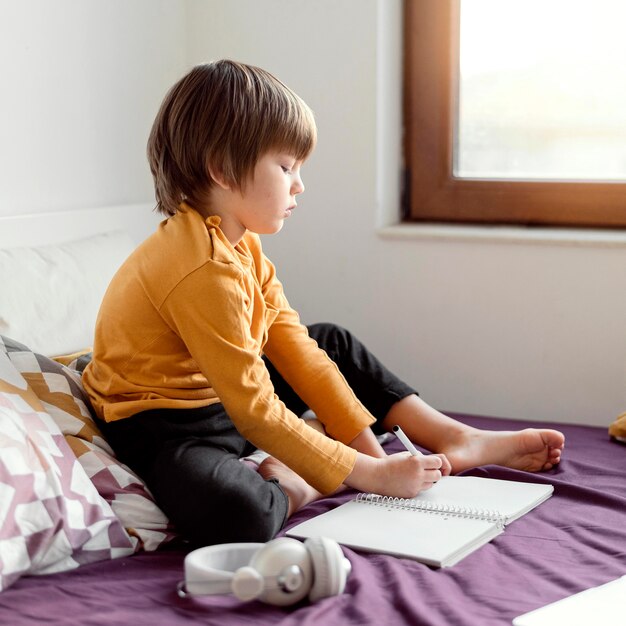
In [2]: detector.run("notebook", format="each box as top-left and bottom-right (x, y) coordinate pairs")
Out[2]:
(512, 576), (626, 626)
(287, 476), (553, 568)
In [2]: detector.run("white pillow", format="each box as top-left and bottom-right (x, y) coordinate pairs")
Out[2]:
(0, 231), (135, 356)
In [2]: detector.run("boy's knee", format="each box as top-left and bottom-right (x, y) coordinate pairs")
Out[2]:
(309, 322), (344, 335)
(308, 322), (353, 355)
(308, 322), (350, 344)
(218, 481), (288, 542)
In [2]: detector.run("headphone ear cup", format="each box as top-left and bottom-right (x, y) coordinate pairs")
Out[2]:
(249, 537), (313, 607)
(230, 565), (265, 602)
(305, 536), (351, 602)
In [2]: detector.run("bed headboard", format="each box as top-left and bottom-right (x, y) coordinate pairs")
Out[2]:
(0, 202), (162, 248)
(0, 203), (162, 356)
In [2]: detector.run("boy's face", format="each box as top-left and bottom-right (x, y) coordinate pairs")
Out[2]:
(216, 151), (305, 243)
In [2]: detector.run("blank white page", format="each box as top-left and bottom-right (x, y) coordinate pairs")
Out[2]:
(288, 498), (502, 568)
(410, 476), (553, 523)
(513, 576), (626, 626)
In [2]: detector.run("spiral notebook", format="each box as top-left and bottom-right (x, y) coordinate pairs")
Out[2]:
(287, 476), (553, 568)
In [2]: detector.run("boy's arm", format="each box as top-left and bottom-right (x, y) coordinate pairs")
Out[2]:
(160, 259), (360, 495)
(164, 262), (441, 499)
(257, 250), (377, 447)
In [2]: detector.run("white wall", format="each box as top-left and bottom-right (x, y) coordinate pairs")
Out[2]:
(1, 0), (624, 426)
(0, 0), (186, 215)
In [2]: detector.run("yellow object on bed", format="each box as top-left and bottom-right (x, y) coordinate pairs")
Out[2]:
(608, 411), (626, 443)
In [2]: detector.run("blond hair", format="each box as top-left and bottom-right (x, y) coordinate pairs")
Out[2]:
(147, 60), (317, 216)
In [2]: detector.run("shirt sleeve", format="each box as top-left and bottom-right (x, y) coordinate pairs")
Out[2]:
(158, 258), (358, 494)
(258, 250), (376, 444)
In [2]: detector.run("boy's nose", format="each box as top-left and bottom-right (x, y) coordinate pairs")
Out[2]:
(292, 175), (305, 195)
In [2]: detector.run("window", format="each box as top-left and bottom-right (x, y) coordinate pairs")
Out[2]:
(403, 0), (626, 228)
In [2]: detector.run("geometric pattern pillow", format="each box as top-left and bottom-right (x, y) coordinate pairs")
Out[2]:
(1, 336), (177, 554)
(0, 346), (135, 591)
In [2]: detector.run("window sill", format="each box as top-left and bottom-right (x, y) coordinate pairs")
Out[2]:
(377, 222), (626, 248)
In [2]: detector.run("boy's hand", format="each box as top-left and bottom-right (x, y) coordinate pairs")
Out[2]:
(344, 451), (447, 498)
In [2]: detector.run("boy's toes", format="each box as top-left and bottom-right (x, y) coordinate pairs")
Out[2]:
(543, 429), (565, 450)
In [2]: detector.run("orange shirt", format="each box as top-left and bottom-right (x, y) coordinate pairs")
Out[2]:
(82, 205), (375, 493)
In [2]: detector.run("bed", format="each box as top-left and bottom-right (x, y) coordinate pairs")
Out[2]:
(1, 205), (625, 626)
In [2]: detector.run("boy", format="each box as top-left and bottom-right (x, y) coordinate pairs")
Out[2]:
(83, 60), (564, 545)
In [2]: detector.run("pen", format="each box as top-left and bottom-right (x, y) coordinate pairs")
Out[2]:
(392, 425), (423, 456)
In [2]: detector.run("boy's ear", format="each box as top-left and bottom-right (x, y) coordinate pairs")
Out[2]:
(208, 164), (231, 191)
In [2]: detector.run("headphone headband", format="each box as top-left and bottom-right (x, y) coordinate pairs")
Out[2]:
(178, 537), (350, 607)
(183, 543), (264, 597)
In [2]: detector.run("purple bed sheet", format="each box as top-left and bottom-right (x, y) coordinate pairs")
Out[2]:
(2, 414), (625, 626)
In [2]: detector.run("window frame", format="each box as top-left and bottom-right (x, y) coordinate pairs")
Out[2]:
(403, 0), (626, 228)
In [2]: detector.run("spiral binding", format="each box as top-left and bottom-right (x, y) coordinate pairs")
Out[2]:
(355, 493), (506, 528)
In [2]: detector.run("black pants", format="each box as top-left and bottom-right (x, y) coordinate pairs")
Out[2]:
(99, 323), (416, 546)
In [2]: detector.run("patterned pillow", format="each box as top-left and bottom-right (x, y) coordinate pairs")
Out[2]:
(0, 342), (135, 591)
(1, 337), (177, 554)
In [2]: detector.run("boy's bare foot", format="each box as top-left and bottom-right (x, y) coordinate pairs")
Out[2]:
(441, 428), (565, 474)
(258, 456), (323, 518)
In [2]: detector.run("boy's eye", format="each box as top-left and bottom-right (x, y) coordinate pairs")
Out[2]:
(281, 165), (292, 174)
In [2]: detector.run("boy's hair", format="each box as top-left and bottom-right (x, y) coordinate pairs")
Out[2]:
(147, 60), (317, 216)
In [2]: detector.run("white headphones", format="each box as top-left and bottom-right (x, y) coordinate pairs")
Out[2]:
(177, 536), (351, 607)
